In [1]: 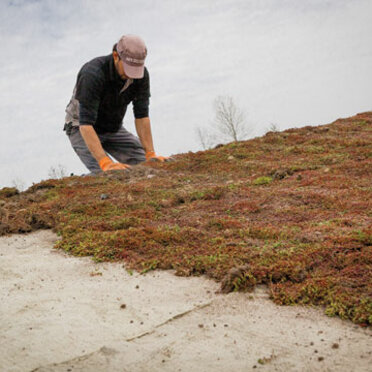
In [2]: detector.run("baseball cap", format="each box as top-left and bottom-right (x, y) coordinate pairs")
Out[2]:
(117, 34), (147, 79)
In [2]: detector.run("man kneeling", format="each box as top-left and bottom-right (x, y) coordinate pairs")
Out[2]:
(64, 34), (169, 173)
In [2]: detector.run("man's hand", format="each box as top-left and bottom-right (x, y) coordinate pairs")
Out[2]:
(145, 151), (172, 162)
(99, 156), (131, 171)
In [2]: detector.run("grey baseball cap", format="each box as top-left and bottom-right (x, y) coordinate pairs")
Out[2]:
(117, 34), (147, 79)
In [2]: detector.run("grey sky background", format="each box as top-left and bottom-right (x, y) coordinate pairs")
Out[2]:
(0, 0), (371, 189)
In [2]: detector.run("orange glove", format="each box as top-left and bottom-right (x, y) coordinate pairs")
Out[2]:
(145, 151), (172, 162)
(98, 156), (131, 171)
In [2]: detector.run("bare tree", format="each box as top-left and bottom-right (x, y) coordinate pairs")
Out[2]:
(196, 95), (252, 149)
(213, 95), (250, 142)
(11, 178), (26, 192)
(264, 122), (280, 134)
(195, 127), (216, 150)
(48, 164), (67, 179)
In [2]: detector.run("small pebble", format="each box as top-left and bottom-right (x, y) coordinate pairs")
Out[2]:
(120, 304), (126, 309)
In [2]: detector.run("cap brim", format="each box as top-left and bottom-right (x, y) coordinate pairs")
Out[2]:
(122, 60), (144, 79)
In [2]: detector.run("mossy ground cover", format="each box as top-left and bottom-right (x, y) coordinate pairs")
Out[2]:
(1, 112), (371, 325)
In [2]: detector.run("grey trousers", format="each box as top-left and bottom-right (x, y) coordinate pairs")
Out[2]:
(67, 126), (146, 173)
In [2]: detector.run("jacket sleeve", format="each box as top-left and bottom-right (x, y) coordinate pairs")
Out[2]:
(75, 71), (104, 125)
(132, 67), (151, 119)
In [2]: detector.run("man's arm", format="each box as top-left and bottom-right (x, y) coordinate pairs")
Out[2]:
(135, 117), (170, 162)
(79, 125), (107, 162)
(80, 125), (131, 170)
(134, 117), (154, 153)
(75, 71), (130, 171)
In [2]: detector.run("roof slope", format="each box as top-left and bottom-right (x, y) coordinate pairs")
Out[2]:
(1, 112), (371, 325)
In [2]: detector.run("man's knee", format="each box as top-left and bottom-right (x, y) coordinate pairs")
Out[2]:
(127, 151), (146, 165)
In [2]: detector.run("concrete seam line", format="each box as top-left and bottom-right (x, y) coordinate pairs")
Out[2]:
(29, 346), (120, 372)
(125, 301), (213, 342)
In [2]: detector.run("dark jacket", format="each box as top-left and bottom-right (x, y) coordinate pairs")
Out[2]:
(64, 54), (150, 133)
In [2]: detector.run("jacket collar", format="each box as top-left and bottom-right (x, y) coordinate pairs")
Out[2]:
(108, 54), (124, 83)
(108, 54), (134, 92)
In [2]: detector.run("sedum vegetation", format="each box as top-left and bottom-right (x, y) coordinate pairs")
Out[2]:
(1, 112), (371, 326)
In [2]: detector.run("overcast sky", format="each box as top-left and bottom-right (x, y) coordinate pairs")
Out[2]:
(1, 0), (371, 189)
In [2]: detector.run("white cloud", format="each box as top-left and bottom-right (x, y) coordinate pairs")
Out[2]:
(0, 0), (371, 188)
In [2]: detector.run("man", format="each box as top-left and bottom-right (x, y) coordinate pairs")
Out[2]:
(64, 34), (169, 173)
